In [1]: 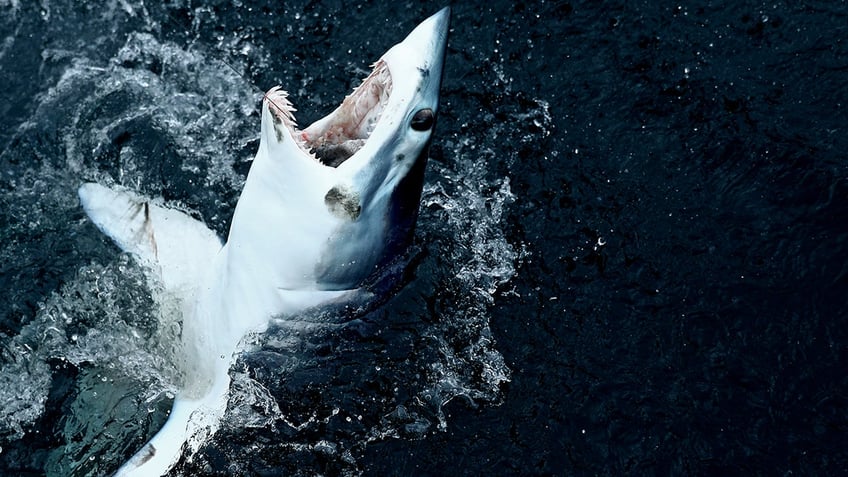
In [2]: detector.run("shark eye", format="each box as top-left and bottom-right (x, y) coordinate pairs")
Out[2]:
(410, 108), (435, 131)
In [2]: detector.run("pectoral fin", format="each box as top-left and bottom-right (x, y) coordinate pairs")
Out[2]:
(78, 183), (223, 292)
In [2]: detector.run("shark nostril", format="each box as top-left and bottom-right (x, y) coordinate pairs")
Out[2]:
(410, 108), (434, 131)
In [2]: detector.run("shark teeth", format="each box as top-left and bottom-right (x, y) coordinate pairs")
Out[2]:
(262, 58), (393, 168)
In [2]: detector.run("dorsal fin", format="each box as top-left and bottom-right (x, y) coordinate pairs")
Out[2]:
(78, 183), (223, 293)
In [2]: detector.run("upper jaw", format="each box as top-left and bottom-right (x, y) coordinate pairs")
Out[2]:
(381, 6), (450, 105)
(260, 7), (451, 174)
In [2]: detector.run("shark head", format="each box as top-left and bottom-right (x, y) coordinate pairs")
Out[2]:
(227, 7), (451, 292)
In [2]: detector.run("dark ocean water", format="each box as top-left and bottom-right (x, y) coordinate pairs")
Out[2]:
(1, 1), (846, 476)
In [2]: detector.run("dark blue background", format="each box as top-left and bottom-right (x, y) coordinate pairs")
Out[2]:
(1, 1), (846, 475)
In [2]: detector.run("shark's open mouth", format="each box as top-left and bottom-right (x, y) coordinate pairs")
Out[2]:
(265, 59), (393, 168)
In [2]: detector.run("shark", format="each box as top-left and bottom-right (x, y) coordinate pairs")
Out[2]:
(77, 7), (450, 476)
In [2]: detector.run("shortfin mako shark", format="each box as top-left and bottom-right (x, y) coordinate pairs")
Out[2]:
(78, 7), (450, 476)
